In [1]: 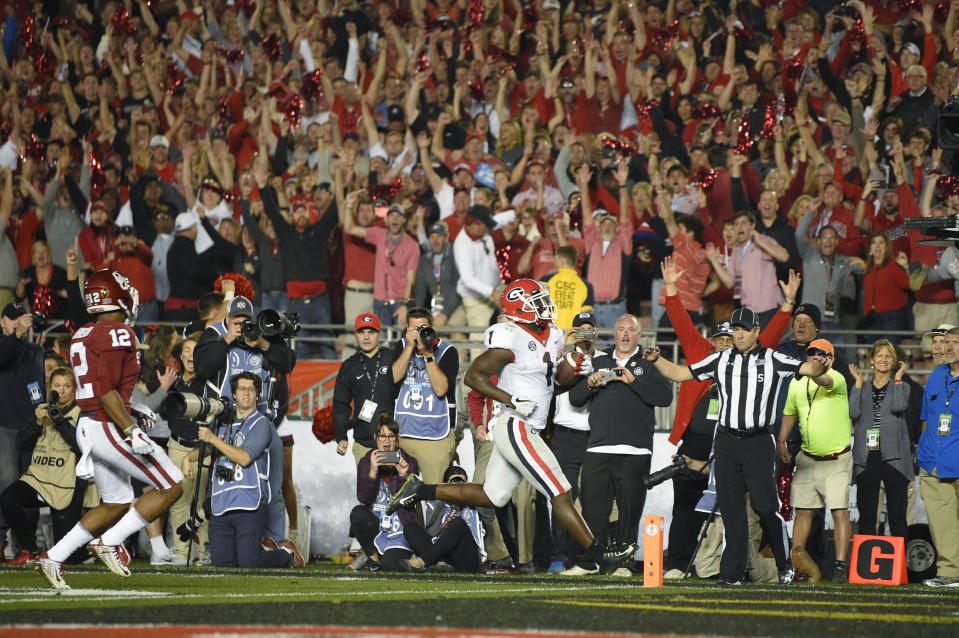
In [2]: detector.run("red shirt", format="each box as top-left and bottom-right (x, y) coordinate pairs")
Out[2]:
(71, 320), (140, 422)
(6, 210), (41, 270)
(343, 232), (376, 283)
(106, 245), (156, 302)
(863, 260), (910, 314)
(585, 95), (623, 135)
(807, 206), (864, 257)
(332, 96), (362, 137)
(526, 237), (586, 281)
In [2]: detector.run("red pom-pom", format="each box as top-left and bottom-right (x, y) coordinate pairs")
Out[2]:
(218, 47), (245, 65)
(111, 7), (137, 37)
(495, 243), (514, 283)
(779, 462), (794, 521)
(902, 0), (922, 11)
(759, 102), (777, 139)
(603, 137), (636, 158)
(937, 175), (959, 200)
(89, 148), (104, 200)
(468, 0), (485, 25)
(693, 102), (723, 120)
(635, 97), (661, 124)
(468, 76), (485, 101)
(161, 63), (184, 95)
(936, 0), (952, 22)
(302, 69), (323, 104)
(284, 94), (303, 132)
(368, 177), (404, 202)
(651, 19), (680, 51)
(416, 50), (431, 74)
(850, 16), (867, 45)
(783, 54), (805, 81)
(735, 117), (754, 156)
(35, 49), (57, 78)
(688, 167), (719, 192)
(261, 34), (283, 62)
(312, 403), (336, 443)
(23, 135), (45, 163)
(214, 273), (256, 301)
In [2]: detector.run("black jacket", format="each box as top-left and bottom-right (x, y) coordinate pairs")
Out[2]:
(241, 201), (286, 294)
(0, 332), (46, 431)
(333, 347), (399, 448)
(413, 246), (461, 317)
(569, 348), (672, 451)
(261, 185), (338, 283)
(166, 231), (222, 301)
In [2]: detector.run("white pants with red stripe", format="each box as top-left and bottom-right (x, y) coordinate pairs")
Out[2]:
(76, 417), (184, 504)
(484, 414), (570, 507)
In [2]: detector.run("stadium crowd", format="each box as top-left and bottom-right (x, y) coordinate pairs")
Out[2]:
(2, 0), (959, 587)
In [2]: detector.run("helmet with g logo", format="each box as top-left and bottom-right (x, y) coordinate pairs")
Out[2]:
(501, 279), (556, 326)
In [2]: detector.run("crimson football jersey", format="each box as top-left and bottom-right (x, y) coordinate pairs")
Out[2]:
(70, 320), (140, 421)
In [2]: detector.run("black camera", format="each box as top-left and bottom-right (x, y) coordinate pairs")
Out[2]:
(257, 309), (301, 339)
(176, 514), (205, 542)
(32, 312), (47, 331)
(643, 455), (691, 489)
(215, 456), (237, 482)
(45, 390), (65, 425)
(241, 318), (261, 340)
(163, 392), (234, 425)
(417, 325), (438, 348)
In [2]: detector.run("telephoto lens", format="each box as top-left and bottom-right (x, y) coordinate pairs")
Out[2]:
(417, 325), (438, 347)
(643, 455), (690, 489)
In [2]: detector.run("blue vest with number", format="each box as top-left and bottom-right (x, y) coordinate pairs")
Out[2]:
(210, 321), (271, 414)
(210, 413), (271, 516)
(394, 340), (452, 440)
(372, 479), (411, 554)
(430, 502), (485, 559)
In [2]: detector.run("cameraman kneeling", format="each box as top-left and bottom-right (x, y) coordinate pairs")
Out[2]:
(349, 414), (426, 571)
(180, 372), (303, 568)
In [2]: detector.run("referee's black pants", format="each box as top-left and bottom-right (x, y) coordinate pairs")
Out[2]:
(714, 431), (789, 580)
(580, 452), (651, 547)
(548, 425), (590, 562)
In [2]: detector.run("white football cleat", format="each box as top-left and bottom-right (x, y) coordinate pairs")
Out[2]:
(36, 553), (70, 590)
(88, 537), (131, 577)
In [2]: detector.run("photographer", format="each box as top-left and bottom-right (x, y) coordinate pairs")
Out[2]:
(349, 413), (425, 572)
(391, 307), (458, 483)
(0, 368), (85, 564)
(194, 296), (296, 421)
(0, 302), (46, 557)
(180, 372), (303, 568)
(566, 314), (672, 575)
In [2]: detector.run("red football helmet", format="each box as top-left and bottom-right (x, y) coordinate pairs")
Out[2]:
(83, 269), (139, 320)
(501, 279), (556, 326)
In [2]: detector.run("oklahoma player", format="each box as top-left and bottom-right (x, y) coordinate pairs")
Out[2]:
(387, 279), (637, 574)
(37, 270), (183, 589)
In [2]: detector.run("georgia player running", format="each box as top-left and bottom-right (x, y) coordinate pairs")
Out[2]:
(387, 279), (636, 573)
(37, 270), (183, 589)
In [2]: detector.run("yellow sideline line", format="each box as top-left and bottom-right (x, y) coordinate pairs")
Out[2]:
(652, 596), (947, 609)
(542, 600), (959, 625)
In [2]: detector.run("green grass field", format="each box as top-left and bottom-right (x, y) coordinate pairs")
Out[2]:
(2, 562), (959, 637)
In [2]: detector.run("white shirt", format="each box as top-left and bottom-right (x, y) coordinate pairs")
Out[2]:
(453, 230), (500, 299)
(486, 322), (564, 430)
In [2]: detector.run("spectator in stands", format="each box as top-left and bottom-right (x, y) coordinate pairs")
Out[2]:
(349, 414), (425, 572)
(452, 206), (501, 360)
(413, 222), (461, 327)
(343, 193), (420, 329)
(337, 192), (376, 358)
(15, 240), (68, 326)
(848, 340), (913, 541)
(165, 212), (218, 322)
(577, 163), (633, 329)
(707, 211), (788, 327)
(861, 233), (911, 344)
(543, 246), (594, 331)
(105, 225), (158, 322)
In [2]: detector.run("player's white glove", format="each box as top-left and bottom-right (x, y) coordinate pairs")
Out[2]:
(128, 426), (154, 455)
(511, 396), (537, 418)
(565, 352), (593, 376)
(130, 403), (158, 430)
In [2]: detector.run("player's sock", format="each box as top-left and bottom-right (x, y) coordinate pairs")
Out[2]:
(47, 524), (95, 563)
(149, 534), (170, 557)
(101, 508), (149, 546)
(417, 484), (437, 501)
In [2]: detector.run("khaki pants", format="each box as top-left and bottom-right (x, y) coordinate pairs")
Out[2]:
(399, 431), (456, 484)
(513, 480), (536, 565)
(695, 494), (777, 582)
(473, 435), (510, 561)
(342, 286), (374, 359)
(462, 296), (497, 361)
(919, 467), (959, 577)
(166, 439), (209, 560)
(352, 441), (373, 465)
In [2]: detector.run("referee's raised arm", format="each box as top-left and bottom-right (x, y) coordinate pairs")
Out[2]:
(643, 345), (695, 382)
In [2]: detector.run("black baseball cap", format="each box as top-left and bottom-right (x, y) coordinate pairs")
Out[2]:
(792, 303), (821, 330)
(2, 302), (28, 320)
(711, 321), (733, 338)
(729, 307), (759, 329)
(572, 311), (598, 328)
(228, 296), (254, 319)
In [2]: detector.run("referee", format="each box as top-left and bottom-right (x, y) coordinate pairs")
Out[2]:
(646, 307), (825, 585)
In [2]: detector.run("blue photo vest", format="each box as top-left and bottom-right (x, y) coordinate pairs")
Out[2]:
(394, 340), (452, 440)
(210, 321), (271, 415)
(371, 478), (411, 554)
(430, 502), (485, 559)
(210, 413), (272, 516)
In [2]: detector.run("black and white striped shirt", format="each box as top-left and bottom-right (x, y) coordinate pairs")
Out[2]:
(689, 346), (801, 432)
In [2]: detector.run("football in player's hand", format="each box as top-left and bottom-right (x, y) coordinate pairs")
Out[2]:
(556, 357), (580, 387)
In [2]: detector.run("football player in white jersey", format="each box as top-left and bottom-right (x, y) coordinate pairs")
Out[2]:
(387, 279), (637, 574)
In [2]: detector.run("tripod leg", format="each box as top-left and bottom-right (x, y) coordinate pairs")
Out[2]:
(186, 442), (209, 565)
(683, 501), (718, 582)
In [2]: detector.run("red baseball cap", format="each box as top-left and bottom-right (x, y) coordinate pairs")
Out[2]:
(355, 313), (381, 332)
